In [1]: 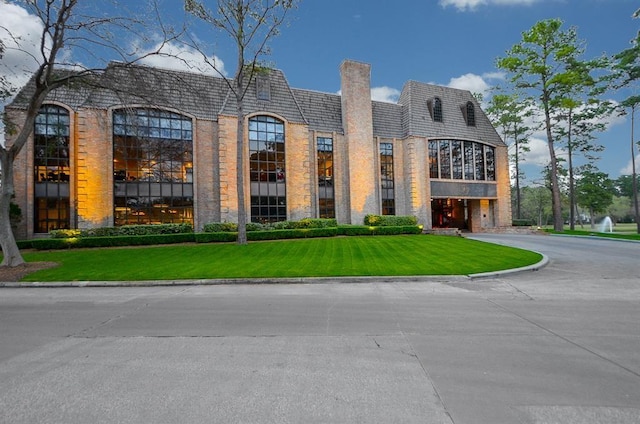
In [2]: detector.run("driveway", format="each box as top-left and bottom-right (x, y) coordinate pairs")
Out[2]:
(1, 234), (639, 424)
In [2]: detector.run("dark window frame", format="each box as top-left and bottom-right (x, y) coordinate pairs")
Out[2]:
(34, 104), (71, 233)
(380, 142), (395, 215)
(112, 108), (194, 226)
(249, 115), (286, 223)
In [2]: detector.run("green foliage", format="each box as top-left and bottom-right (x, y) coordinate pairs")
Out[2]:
(32, 233), (196, 250)
(576, 168), (615, 215)
(203, 219), (337, 232)
(202, 222), (239, 233)
(363, 215), (417, 226)
(50, 224), (193, 238)
(338, 225), (422, 236)
(512, 219), (533, 227)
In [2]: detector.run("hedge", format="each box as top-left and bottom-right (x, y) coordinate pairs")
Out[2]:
(337, 225), (423, 236)
(363, 215), (417, 226)
(50, 223), (193, 238)
(30, 233), (195, 250)
(202, 218), (337, 233)
(195, 227), (338, 243)
(512, 219), (533, 227)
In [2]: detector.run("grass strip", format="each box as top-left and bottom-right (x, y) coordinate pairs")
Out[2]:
(14, 235), (542, 282)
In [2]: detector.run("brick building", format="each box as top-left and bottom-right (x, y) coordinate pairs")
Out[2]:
(6, 59), (511, 239)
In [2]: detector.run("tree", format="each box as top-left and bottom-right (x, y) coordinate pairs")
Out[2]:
(497, 19), (597, 231)
(486, 92), (533, 220)
(184, 0), (297, 245)
(0, 0), (180, 267)
(576, 166), (614, 228)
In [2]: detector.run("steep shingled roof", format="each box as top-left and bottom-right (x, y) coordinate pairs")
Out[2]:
(219, 68), (307, 124)
(398, 80), (504, 146)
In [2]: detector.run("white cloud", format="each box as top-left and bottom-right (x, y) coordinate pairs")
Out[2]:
(0, 2), (45, 95)
(439, 0), (539, 11)
(620, 155), (640, 175)
(136, 41), (227, 77)
(447, 73), (490, 97)
(371, 86), (400, 103)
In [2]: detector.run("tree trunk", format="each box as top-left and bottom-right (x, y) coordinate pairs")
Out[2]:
(0, 150), (26, 267)
(545, 120), (564, 232)
(235, 80), (248, 245)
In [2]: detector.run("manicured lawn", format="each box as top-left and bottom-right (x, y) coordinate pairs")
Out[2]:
(12, 235), (542, 282)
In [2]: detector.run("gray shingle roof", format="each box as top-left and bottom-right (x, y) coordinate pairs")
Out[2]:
(398, 80), (504, 146)
(290, 89), (343, 134)
(218, 69), (307, 124)
(9, 62), (504, 147)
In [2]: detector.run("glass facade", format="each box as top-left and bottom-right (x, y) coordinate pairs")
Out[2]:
(113, 108), (194, 226)
(249, 115), (286, 222)
(380, 142), (395, 215)
(428, 140), (495, 181)
(34, 105), (70, 233)
(317, 137), (335, 218)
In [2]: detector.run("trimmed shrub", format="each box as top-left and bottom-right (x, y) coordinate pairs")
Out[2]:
(195, 232), (239, 243)
(363, 215), (417, 226)
(338, 225), (422, 236)
(31, 233), (195, 250)
(512, 219), (533, 227)
(51, 224), (193, 238)
(203, 222), (239, 233)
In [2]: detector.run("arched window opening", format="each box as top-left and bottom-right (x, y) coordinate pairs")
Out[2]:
(249, 115), (286, 222)
(466, 101), (476, 126)
(34, 105), (70, 233)
(433, 97), (443, 122)
(317, 137), (335, 218)
(113, 108), (194, 226)
(380, 142), (395, 215)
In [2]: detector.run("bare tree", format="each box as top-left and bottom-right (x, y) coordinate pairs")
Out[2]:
(184, 0), (298, 244)
(0, 0), (181, 267)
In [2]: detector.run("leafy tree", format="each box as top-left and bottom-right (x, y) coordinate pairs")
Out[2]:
(614, 174), (640, 198)
(497, 19), (598, 231)
(184, 0), (298, 245)
(576, 166), (614, 228)
(0, 0), (179, 267)
(520, 185), (552, 227)
(486, 92), (533, 219)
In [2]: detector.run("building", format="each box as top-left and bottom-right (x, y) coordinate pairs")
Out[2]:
(6, 59), (511, 239)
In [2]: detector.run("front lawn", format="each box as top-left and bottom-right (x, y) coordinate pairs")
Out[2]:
(11, 235), (542, 282)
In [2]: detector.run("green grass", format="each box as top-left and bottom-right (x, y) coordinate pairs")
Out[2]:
(12, 235), (543, 282)
(545, 228), (640, 241)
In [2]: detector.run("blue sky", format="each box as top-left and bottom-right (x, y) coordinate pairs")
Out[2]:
(2, 0), (639, 183)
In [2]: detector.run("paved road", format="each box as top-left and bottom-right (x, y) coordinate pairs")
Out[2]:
(1, 234), (639, 423)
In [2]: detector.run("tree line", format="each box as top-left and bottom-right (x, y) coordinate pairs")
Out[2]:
(488, 14), (640, 233)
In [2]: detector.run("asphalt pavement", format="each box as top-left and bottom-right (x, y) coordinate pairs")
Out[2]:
(0, 233), (639, 423)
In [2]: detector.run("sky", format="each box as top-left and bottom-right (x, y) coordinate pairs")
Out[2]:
(1, 0), (639, 184)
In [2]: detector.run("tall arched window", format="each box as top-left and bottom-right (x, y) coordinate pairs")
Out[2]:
(380, 142), (395, 215)
(113, 108), (194, 226)
(433, 97), (443, 122)
(34, 105), (70, 232)
(466, 101), (476, 126)
(249, 115), (286, 222)
(317, 137), (335, 218)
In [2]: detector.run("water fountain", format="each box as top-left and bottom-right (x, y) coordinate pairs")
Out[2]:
(599, 216), (613, 233)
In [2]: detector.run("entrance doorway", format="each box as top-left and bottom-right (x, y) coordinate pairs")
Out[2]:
(431, 198), (468, 230)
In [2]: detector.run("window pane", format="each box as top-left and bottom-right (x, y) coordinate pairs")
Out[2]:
(113, 108), (194, 226)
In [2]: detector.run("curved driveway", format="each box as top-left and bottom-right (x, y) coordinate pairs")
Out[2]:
(468, 233), (640, 300)
(1, 234), (639, 424)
